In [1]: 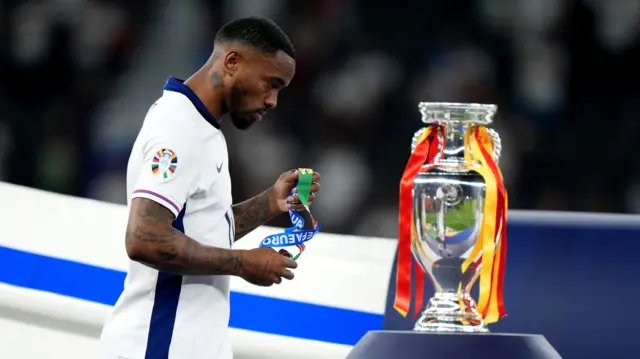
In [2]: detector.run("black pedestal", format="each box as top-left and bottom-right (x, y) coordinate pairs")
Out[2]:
(345, 331), (562, 359)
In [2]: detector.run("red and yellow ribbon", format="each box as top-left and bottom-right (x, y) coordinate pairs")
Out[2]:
(395, 124), (508, 323)
(461, 126), (508, 323)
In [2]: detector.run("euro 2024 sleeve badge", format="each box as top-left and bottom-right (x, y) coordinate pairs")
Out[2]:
(152, 149), (178, 179)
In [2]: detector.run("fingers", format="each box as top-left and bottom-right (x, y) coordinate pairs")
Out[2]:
(287, 182), (319, 202)
(289, 203), (307, 211)
(252, 277), (275, 287)
(267, 259), (296, 285)
(274, 257), (296, 282)
(256, 275), (279, 287)
(281, 256), (298, 269)
(245, 247), (301, 287)
(286, 193), (316, 208)
(259, 271), (292, 287)
(292, 183), (320, 194)
(270, 250), (298, 284)
(282, 169), (299, 183)
(279, 269), (295, 280)
(282, 170), (321, 184)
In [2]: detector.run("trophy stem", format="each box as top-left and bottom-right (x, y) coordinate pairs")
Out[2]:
(414, 291), (488, 333)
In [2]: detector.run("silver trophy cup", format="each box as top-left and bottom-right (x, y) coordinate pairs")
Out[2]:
(410, 102), (502, 333)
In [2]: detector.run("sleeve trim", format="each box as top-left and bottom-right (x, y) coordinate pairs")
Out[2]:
(132, 189), (181, 216)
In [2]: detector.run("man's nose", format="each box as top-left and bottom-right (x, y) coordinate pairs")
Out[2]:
(265, 93), (278, 109)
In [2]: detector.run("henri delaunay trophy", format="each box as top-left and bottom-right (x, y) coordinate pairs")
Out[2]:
(346, 102), (562, 359)
(395, 102), (508, 332)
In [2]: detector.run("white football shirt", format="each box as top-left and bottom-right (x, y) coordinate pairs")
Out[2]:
(99, 77), (235, 359)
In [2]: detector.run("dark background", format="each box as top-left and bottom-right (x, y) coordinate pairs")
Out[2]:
(2, 0), (640, 237)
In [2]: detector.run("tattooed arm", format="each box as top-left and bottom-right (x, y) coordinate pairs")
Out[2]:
(232, 186), (280, 241)
(126, 197), (244, 275)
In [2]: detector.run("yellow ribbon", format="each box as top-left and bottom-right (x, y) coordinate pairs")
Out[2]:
(460, 125), (503, 323)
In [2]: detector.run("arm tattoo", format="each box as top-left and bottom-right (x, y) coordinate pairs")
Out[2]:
(126, 198), (242, 276)
(232, 187), (279, 241)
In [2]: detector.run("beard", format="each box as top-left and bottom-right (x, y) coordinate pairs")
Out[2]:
(227, 84), (257, 130)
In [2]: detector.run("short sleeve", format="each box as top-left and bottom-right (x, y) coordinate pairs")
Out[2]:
(131, 127), (202, 218)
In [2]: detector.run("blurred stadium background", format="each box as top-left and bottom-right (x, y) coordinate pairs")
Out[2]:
(2, 0), (640, 237)
(2, 1), (640, 358)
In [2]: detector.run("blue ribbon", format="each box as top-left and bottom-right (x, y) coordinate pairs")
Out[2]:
(259, 190), (321, 258)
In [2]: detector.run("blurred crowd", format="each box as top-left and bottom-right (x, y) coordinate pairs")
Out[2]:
(1, 0), (639, 238)
(0, 0), (151, 195)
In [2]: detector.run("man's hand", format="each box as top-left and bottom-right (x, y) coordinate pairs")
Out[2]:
(271, 169), (321, 212)
(232, 169), (320, 241)
(239, 247), (298, 286)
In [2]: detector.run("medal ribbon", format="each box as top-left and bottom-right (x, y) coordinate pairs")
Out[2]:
(395, 125), (443, 317)
(460, 126), (508, 323)
(259, 168), (321, 260)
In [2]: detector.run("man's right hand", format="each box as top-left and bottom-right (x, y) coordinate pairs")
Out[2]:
(239, 247), (298, 286)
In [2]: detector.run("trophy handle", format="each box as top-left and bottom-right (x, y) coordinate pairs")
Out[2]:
(412, 126), (501, 165)
(485, 128), (502, 165)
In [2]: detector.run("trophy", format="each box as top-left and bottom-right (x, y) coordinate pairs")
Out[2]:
(394, 102), (508, 333)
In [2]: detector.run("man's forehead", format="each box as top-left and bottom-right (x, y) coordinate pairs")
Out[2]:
(257, 50), (294, 68)
(258, 50), (295, 81)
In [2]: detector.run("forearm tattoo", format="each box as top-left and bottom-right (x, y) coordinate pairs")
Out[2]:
(125, 198), (242, 275)
(232, 187), (279, 241)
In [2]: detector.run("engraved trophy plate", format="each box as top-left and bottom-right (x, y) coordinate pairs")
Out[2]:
(409, 102), (504, 333)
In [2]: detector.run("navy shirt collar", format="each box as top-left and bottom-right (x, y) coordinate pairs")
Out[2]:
(163, 77), (219, 129)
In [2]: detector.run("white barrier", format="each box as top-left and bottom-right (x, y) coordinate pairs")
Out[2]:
(0, 182), (395, 359)
(6, 182), (635, 359)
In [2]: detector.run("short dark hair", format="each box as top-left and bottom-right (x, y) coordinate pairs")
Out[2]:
(214, 17), (295, 59)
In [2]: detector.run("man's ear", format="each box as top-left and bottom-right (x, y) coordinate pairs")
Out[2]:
(223, 50), (240, 76)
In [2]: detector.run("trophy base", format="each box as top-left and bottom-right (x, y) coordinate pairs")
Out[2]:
(414, 292), (488, 333)
(346, 331), (562, 359)
(414, 319), (489, 333)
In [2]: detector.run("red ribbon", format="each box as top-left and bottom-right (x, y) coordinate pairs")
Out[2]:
(395, 126), (442, 317)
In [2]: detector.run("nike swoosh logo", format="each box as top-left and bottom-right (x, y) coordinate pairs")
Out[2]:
(216, 161), (223, 173)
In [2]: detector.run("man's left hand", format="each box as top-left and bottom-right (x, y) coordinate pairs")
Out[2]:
(270, 169), (321, 212)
